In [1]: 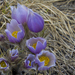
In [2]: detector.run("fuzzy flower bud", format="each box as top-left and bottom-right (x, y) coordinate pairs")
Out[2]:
(27, 9), (44, 33)
(24, 54), (36, 70)
(9, 49), (18, 61)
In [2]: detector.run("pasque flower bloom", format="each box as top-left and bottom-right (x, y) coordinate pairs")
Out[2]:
(0, 58), (9, 70)
(9, 49), (18, 61)
(26, 37), (47, 54)
(27, 9), (44, 32)
(35, 50), (56, 70)
(5, 19), (25, 43)
(10, 3), (29, 24)
(24, 54), (36, 70)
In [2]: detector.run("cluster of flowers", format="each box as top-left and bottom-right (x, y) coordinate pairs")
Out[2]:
(0, 49), (18, 70)
(24, 37), (56, 70)
(5, 3), (44, 43)
(0, 37), (56, 71)
(0, 3), (56, 72)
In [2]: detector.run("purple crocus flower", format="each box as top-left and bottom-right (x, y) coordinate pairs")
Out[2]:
(24, 54), (36, 70)
(10, 3), (29, 24)
(26, 37), (47, 54)
(27, 9), (44, 33)
(0, 58), (9, 70)
(35, 50), (56, 70)
(5, 19), (25, 43)
(9, 49), (18, 61)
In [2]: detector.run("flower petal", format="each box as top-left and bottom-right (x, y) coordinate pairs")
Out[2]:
(11, 3), (29, 24)
(10, 19), (20, 31)
(6, 23), (14, 33)
(35, 41), (44, 54)
(5, 19), (25, 43)
(9, 49), (18, 61)
(27, 10), (44, 32)
(5, 29), (16, 43)
(35, 50), (56, 70)
(24, 54), (36, 69)
(17, 24), (25, 41)
(26, 37), (47, 54)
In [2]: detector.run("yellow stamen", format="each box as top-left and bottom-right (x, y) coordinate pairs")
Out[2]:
(12, 31), (18, 38)
(32, 43), (37, 49)
(39, 56), (50, 66)
(29, 61), (31, 66)
(0, 61), (7, 68)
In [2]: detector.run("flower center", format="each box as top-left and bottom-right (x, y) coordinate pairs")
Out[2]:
(32, 43), (37, 49)
(29, 61), (31, 66)
(39, 56), (50, 66)
(12, 31), (18, 38)
(0, 61), (7, 68)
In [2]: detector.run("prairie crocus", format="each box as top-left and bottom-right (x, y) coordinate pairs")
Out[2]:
(0, 58), (9, 70)
(27, 9), (44, 33)
(26, 37), (47, 54)
(11, 3), (29, 24)
(9, 49), (18, 61)
(5, 19), (25, 43)
(35, 50), (56, 70)
(24, 54), (36, 70)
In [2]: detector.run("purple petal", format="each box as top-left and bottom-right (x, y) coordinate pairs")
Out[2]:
(10, 6), (15, 12)
(6, 23), (14, 33)
(11, 4), (29, 24)
(18, 24), (25, 33)
(28, 46), (36, 54)
(10, 49), (18, 61)
(14, 23), (25, 41)
(17, 5), (29, 23)
(35, 50), (56, 70)
(5, 19), (25, 43)
(24, 54), (36, 69)
(17, 31), (25, 41)
(25, 60), (32, 68)
(46, 53), (56, 67)
(35, 54), (44, 67)
(17, 24), (25, 40)
(27, 54), (35, 61)
(35, 41), (44, 54)
(11, 7), (19, 23)
(26, 37), (37, 46)
(26, 37), (47, 54)
(6, 19), (20, 33)
(5, 29), (16, 43)
(37, 37), (47, 48)
(27, 10), (44, 32)
(10, 19), (20, 31)
(11, 49), (18, 56)
(5, 29), (20, 43)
